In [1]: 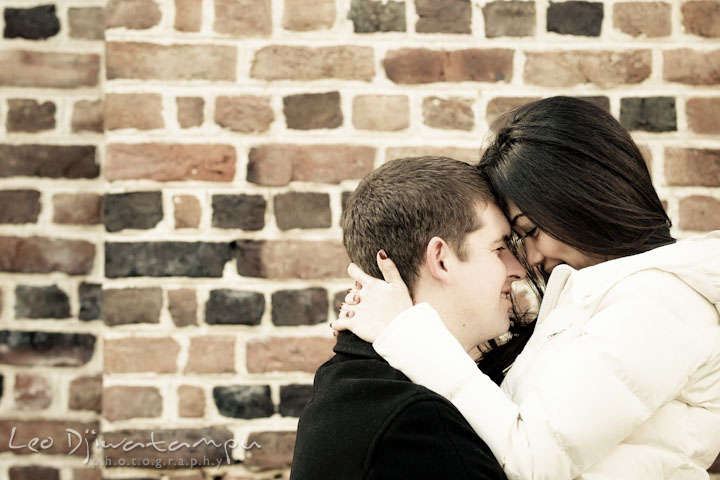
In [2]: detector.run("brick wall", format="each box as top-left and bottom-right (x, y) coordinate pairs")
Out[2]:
(0, 0), (719, 478)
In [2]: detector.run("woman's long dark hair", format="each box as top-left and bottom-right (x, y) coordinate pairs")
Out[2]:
(476, 96), (675, 384)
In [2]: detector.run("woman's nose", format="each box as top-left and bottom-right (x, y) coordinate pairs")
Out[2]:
(524, 238), (544, 267)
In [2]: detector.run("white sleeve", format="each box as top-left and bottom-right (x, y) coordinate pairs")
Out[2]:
(373, 298), (718, 480)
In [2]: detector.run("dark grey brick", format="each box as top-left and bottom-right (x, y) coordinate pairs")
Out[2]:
(104, 191), (163, 232)
(213, 385), (273, 419)
(0, 330), (96, 367)
(348, 0), (406, 32)
(620, 97), (677, 132)
(78, 283), (102, 321)
(212, 194), (266, 230)
(272, 288), (328, 326)
(274, 192), (331, 230)
(105, 242), (231, 278)
(4, 5), (60, 40)
(206, 289), (265, 325)
(15, 285), (70, 319)
(547, 1), (603, 36)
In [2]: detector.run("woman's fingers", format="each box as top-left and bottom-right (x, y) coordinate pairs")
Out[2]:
(332, 317), (351, 331)
(347, 263), (377, 285)
(376, 250), (406, 290)
(344, 290), (360, 305)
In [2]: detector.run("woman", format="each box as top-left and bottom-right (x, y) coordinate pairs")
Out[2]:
(333, 97), (720, 479)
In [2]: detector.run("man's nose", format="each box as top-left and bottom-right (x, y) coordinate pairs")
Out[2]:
(505, 250), (527, 281)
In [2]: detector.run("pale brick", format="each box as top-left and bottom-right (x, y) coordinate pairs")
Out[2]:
(214, 0), (271, 36)
(284, 92), (342, 130)
(524, 50), (652, 87)
(107, 42), (237, 81)
(215, 96), (273, 133)
(106, 0), (161, 29)
(105, 337), (180, 373)
(103, 287), (163, 326)
(173, 194), (201, 229)
(251, 45), (374, 81)
(0, 51), (99, 88)
(687, 98), (720, 134)
(177, 97), (204, 128)
(52, 193), (102, 225)
(14, 374), (52, 410)
(68, 7), (104, 40)
(664, 49), (720, 85)
(247, 144), (375, 186)
(236, 240), (350, 279)
(103, 386), (162, 421)
(185, 336), (235, 373)
(352, 95), (409, 131)
(613, 2), (671, 37)
(106, 143), (236, 182)
(416, 0), (471, 34)
(664, 148), (720, 187)
(69, 375), (102, 412)
(0, 236), (95, 275)
(423, 96), (474, 130)
(168, 288), (198, 326)
(678, 196), (720, 231)
(483, 1), (535, 37)
(283, 0), (336, 30)
(386, 146), (479, 164)
(246, 337), (334, 373)
(71, 100), (103, 133)
(175, 0), (202, 31)
(178, 385), (205, 417)
(105, 93), (163, 130)
(486, 96), (542, 126)
(73, 469), (102, 480)
(384, 48), (514, 84)
(682, 1), (720, 37)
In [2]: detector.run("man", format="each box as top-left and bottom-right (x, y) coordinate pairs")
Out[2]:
(290, 156), (526, 479)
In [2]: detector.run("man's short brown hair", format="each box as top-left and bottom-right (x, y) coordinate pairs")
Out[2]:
(341, 156), (495, 293)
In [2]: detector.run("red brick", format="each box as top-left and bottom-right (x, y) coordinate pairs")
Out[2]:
(251, 45), (374, 81)
(175, 0), (202, 31)
(105, 337), (180, 373)
(244, 431), (296, 469)
(247, 240), (350, 279)
(9, 466), (58, 480)
(169, 474), (204, 480)
(72, 469), (102, 480)
(246, 337), (334, 373)
(486, 96), (542, 126)
(7, 99), (55, 132)
(384, 48), (513, 84)
(283, 0), (335, 30)
(173, 194), (201, 229)
(0, 144), (98, 179)
(103, 287), (163, 325)
(106, 143), (236, 182)
(71, 99), (103, 133)
(638, 144), (653, 173)
(106, 0), (161, 29)
(177, 96), (204, 128)
(68, 7), (105, 40)
(168, 288), (198, 326)
(0, 190), (41, 224)
(525, 50), (651, 87)
(0, 236), (94, 275)
(14, 374), (52, 410)
(613, 2), (671, 37)
(52, 193), (102, 225)
(682, 1), (720, 37)
(0, 50), (99, 88)
(105, 93), (163, 130)
(386, 146), (479, 164)
(664, 148), (720, 186)
(687, 98), (720, 133)
(178, 385), (205, 418)
(664, 49), (720, 85)
(69, 375), (102, 412)
(0, 420), (98, 456)
(352, 95), (409, 131)
(185, 336), (235, 373)
(247, 144), (375, 186)
(215, 96), (273, 133)
(107, 42), (237, 81)
(423, 96), (474, 130)
(214, 0), (271, 36)
(103, 385), (162, 421)
(678, 196), (720, 231)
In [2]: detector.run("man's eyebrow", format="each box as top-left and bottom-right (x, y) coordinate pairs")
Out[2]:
(509, 213), (525, 226)
(493, 234), (510, 245)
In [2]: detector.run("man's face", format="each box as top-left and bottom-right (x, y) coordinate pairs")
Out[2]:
(441, 203), (527, 350)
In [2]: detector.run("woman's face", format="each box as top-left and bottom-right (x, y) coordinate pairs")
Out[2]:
(506, 202), (603, 273)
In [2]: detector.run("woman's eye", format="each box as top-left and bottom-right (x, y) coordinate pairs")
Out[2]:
(522, 227), (538, 239)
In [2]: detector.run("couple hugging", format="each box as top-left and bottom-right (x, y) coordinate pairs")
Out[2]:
(290, 97), (720, 480)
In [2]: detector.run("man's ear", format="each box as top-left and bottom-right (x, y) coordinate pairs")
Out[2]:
(425, 236), (452, 284)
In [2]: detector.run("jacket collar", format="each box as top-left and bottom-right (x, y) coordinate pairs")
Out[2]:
(333, 331), (386, 361)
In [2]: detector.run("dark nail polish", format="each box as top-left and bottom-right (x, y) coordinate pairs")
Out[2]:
(379, 249), (388, 260)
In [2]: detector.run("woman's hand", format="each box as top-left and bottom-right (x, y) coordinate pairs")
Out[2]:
(332, 250), (414, 343)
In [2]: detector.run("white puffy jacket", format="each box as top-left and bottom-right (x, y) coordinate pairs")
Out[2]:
(373, 231), (720, 479)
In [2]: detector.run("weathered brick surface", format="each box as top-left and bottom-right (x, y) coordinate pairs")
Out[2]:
(664, 49), (720, 85)
(283, 0), (336, 30)
(15, 285), (71, 319)
(246, 337), (334, 372)
(106, 143), (236, 182)
(106, 0), (161, 29)
(215, 0), (272, 36)
(251, 45), (374, 81)
(620, 97), (676, 132)
(486, 96), (542, 126)
(236, 240), (349, 279)
(284, 92), (343, 130)
(248, 144), (375, 186)
(103, 386), (162, 421)
(244, 431), (296, 469)
(105, 93), (164, 130)
(103, 287), (163, 325)
(0, 51), (100, 88)
(69, 375), (102, 412)
(416, 0), (471, 34)
(0, 190), (40, 224)
(169, 289), (198, 326)
(664, 148), (720, 187)
(4, 5), (60, 40)
(214, 385), (273, 418)
(547, 1), (603, 36)
(106, 241), (231, 277)
(215, 96), (273, 133)
(0, 236), (95, 275)
(173, 194), (201, 229)
(14, 374), (52, 410)
(0, 144), (98, 179)
(68, 7), (104, 40)
(53, 193), (102, 225)
(687, 98), (720, 134)
(423, 96), (474, 130)
(104, 191), (163, 232)
(352, 95), (409, 131)
(279, 384), (313, 416)
(212, 194), (266, 230)
(175, 0), (202, 31)
(348, 0), (405, 32)
(384, 48), (514, 84)
(71, 100), (104, 133)
(107, 42), (237, 81)
(79, 283), (102, 321)
(73, 470), (102, 480)
(0, 331), (96, 367)
(205, 289), (265, 325)
(177, 97), (204, 128)
(682, 1), (720, 37)
(678, 196), (720, 230)
(483, 1), (535, 37)
(274, 192), (331, 230)
(524, 50), (651, 87)
(272, 288), (328, 326)
(613, 2), (671, 37)
(105, 337), (180, 373)
(9, 467), (59, 480)
(386, 146), (479, 164)
(178, 385), (205, 417)
(0, 420), (98, 455)
(7, 99), (55, 133)
(185, 336), (235, 373)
